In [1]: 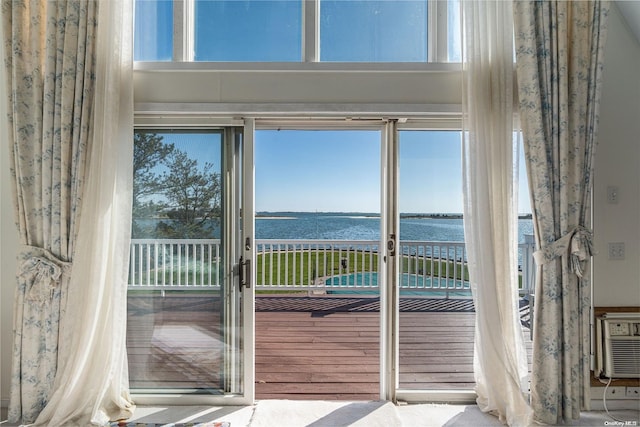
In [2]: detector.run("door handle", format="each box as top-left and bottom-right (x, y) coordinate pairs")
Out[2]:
(387, 233), (396, 256)
(239, 257), (251, 290)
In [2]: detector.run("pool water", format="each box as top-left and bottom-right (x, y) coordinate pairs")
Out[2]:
(324, 272), (471, 297)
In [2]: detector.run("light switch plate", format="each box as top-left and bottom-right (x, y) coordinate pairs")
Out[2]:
(608, 242), (625, 260)
(607, 186), (620, 204)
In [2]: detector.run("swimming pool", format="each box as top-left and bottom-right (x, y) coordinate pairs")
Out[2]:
(324, 272), (471, 296)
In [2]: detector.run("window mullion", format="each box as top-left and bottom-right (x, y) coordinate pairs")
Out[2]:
(303, 0), (319, 62)
(428, 0), (448, 62)
(174, 0), (194, 61)
(173, 0), (184, 61)
(427, 0), (437, 62)
(185, 0), (195, 61)
(437, 0), (449, 62)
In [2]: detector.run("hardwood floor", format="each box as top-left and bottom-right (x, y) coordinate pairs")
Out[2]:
(127, 293), (532, 400)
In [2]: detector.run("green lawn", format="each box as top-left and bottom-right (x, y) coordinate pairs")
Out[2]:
(256, 249), (378, 286)
(255, 249), (471, 287)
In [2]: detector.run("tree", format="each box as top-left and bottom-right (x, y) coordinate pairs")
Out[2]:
(133, 132), (175, 210)
(132, 132), (222, 239)
(158, 150), (222, 238)
(132, 132), (175, 237)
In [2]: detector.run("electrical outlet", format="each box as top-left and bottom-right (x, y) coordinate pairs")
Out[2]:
(593, 385), (640, 400)
(602, 386), (626, 399)
(627, 387), (640, 398)
(608, 242), (625, 260)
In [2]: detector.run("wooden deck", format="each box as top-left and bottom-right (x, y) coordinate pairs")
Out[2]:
(127, 293), (532, 400)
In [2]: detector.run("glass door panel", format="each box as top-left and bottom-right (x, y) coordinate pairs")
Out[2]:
(396, 130), (474, 392)
(127, 127), (249, 399)
(391, 128), (533, 400)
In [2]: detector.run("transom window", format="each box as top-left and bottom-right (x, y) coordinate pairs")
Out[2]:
(134, 0), (461, 63)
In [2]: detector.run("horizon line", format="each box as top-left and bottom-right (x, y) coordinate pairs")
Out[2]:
(256, 210), (533, 216)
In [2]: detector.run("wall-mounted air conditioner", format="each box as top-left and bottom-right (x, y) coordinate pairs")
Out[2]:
(595, 313), (640, 379)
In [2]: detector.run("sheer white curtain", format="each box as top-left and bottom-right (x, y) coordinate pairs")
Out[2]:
(461, 1), (532, 426)
(35, 0), (135, 424)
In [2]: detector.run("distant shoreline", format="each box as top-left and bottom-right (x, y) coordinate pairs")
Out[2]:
(256, 212), (533, 220)
(136, 212), (533, 221)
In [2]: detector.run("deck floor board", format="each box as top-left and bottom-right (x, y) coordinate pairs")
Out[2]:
(127, 294), (532, 399)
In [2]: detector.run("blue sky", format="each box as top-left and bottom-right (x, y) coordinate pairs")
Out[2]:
(194, 0), (302, 61)
(255, 130), (381, 212)
(135, 0), (437, 62)
(256, 130), (531, 213)
(157, 130), (531, 214)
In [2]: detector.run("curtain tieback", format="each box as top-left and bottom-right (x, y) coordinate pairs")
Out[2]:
(533, 226), (595, 278)
(18, 246), (71, 306)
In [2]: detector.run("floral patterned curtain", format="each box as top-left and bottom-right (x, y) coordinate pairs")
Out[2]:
(2, 0), (134, 424)
(513, 1), (610, 424)
(2, 1), (96, 422)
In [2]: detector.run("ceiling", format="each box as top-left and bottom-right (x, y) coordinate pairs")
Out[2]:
(616, 1), (640, 44)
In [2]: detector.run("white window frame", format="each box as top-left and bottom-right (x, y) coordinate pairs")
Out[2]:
(147, 0), (455, 65)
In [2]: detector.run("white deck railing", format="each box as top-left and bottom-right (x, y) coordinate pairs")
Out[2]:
(129, 239), (222, 289)
(129, 238), (536, 297)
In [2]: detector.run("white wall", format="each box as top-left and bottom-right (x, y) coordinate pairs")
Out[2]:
(593, 4), (640, 308)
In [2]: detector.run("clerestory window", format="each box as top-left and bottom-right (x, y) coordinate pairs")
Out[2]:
(134, 0), (462, 63)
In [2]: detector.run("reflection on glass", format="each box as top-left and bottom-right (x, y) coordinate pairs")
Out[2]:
(320, 0), (428, 62)
(194, 0), (302, 61)
(134, 0), (173, 61)
(127, 131), (240, 393)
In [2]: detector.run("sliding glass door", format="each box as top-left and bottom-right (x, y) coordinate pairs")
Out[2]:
(381, 123), (478, 403)
(127, 124), (254, 404)
(125, 118), (509, 405)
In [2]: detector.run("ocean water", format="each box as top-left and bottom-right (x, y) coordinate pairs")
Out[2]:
(256, 212), (534, 243)
(134, 211), (534, 243)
